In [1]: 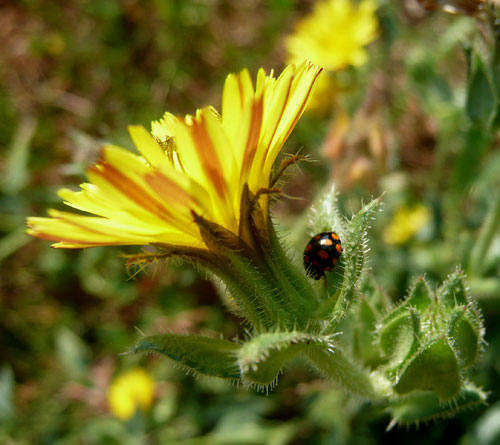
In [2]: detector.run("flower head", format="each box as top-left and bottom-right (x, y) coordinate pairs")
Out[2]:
(27, 62), (321, 252)
(107, 368), (155, 420)
(285, 0), (379, 72)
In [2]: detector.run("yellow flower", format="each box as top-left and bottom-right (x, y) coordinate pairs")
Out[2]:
(107, 368), (155, 420)
(383, 204), (431, 245)
(285, 0), (379, 72)
(27, 62), (321, 251)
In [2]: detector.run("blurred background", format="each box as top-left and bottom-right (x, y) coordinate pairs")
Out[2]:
(1, 0), (500, 443)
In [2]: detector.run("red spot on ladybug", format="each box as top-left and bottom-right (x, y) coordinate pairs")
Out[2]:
(318, 250), (329, 260)
(303, 232), (342, 279)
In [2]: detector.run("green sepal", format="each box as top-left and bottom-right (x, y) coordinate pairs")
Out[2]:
(265, 225), (319, 324)
(393, 337), (461, 400)
(380, 309), (420, 371)
(226, 252), (299, 330)
(448, 307), (481, 368)
(332, 196), (383, 320)
(403, 276), (434, 311)
(438, 269), (470, 308)
(238, 184), (271, 251)
(382, 276), (433, 326)
(191, 211), (245, 253)
(239, 184), (258, 249)
(237, 331), (337, 389)
(308, 185), (346, 237)
(387, 384), (487, 426)
(129, 334), (241, 380)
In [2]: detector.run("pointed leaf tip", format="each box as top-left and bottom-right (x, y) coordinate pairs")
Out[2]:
(131, 334), (241, 380)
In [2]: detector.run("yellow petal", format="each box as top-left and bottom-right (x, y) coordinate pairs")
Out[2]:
(27, 211), (200, 248)
(128, 125), (167, 168)
(250, 62), (322, 191)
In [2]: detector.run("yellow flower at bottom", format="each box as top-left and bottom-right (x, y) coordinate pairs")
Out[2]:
(107, 368), (155, 420)
(27, 62), (322, 252)
(383, 204), (431, 245)
(285, 0), (379, 72)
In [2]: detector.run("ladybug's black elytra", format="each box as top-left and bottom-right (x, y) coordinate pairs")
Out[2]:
(303, 231), (342, 280)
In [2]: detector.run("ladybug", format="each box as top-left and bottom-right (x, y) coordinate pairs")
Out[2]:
(303, 232), (342, 280)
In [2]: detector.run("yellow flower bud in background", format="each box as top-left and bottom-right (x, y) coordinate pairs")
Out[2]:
(285, 0), (379, 72)
(285, 0), (379, 113)
(383, 204), (431, 245)
(107, 368), (155, 420)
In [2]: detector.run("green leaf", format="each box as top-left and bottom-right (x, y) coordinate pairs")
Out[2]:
(130, 334), (241, 380)
(388, 384), (487, 426)
(451, 127), (491, 194)
(394, 338), (461, 400)
(238, 331), (336, 389)
(466, 52), (495, 126)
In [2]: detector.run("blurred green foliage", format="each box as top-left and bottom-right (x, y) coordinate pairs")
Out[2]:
(1, 0), (500, 443)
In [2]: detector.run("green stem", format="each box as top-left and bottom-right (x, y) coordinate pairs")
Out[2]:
(305, 348), (380, 400)
(469, 189), (500, 276)
(468, 277), (500, 300)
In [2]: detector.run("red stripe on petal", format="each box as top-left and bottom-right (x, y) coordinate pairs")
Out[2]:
(145, 171), (193, 208)
(89, 163), (173, 221)
(190, 116), (227, 199)
(241, 96), (264, 178)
